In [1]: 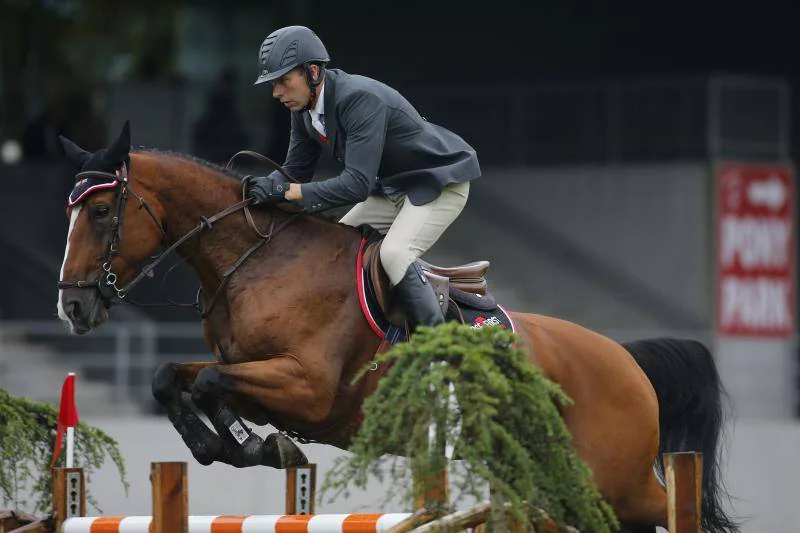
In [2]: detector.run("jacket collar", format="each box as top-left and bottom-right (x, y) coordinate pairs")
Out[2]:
(321, 69), (339, 149)
(297, 69), (340, 148)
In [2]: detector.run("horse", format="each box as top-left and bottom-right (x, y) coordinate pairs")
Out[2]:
(55, 122), (738, 533)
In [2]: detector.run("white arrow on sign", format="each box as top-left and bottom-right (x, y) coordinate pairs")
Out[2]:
(747, 175), (788, 212)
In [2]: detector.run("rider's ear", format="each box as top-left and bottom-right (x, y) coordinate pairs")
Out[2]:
(106, 120), (131, 165)
(58, 135), (91, 168)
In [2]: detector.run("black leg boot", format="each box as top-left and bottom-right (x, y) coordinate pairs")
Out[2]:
(394, 262), (445, 330)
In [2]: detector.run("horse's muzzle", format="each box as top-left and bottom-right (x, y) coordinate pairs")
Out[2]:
(61, 290), (108, 335)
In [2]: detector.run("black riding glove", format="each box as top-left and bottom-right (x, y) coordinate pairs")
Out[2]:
(244, 175), (290, 205)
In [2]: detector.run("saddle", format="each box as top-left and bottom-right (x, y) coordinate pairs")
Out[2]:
(362, 240), (497, 326)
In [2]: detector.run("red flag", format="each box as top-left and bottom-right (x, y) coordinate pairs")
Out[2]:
(51, 374), (79, 468)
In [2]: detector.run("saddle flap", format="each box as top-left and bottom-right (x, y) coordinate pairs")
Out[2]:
(364, 241), (392, 313)
(449, 287), (497, 310)
(360, 234), (497, 326)
(423, 271), (450, 315)
(357, 234), (515, 342)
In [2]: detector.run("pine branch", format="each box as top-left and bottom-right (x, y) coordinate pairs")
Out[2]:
(320, 323), (619, 532)
(0, 388), (128, 514)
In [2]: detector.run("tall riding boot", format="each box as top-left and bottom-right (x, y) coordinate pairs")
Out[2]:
(394, 263), (445, 330)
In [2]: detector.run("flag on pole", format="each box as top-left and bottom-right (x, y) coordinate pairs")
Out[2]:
(51, 373), (79, 469)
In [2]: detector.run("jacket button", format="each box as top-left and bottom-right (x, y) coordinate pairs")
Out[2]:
(336, 156), (343, 162)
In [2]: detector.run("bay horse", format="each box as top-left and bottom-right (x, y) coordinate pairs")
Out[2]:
(55, 122), (738, 533)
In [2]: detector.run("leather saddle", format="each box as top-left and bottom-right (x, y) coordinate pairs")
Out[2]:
(362, 241), (496, 326)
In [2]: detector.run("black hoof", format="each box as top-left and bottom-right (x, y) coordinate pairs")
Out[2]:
(264, 432), (308, 468)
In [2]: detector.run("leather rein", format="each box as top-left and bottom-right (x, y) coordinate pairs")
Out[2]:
(57, 151), (300, 319)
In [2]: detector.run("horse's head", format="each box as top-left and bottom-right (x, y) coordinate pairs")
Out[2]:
(57, 121), (166, 334)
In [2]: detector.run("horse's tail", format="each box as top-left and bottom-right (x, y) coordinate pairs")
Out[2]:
(621, 337), (740, 533)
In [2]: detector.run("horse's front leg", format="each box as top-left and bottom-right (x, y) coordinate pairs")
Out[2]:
(190, 356), (313, 469)
(152, 361), (225, 466)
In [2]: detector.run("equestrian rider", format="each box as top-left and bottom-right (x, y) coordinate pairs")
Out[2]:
(245, 25), (481, 330)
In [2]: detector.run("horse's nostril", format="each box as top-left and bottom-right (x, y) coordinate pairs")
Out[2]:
(66, 300), (82, 321)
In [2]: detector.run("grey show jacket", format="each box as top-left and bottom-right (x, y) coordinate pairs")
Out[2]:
(268, 68), (481, 212)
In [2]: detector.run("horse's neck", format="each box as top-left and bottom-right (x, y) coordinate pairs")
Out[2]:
(152, 160), (359, 297)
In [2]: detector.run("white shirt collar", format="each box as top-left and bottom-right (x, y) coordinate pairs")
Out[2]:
(311, 82), (325, 116)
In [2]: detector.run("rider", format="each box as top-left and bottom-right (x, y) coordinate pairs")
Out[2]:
(245, 25), (481, 330)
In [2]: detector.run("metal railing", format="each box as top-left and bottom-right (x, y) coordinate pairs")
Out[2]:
(0, 320), (206, 408)
(0, 319), (718, 407)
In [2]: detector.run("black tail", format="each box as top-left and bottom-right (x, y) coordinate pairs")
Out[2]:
(622, 337), (740, 533)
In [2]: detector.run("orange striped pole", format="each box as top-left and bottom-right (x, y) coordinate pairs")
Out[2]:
(61, 513), (414, 532)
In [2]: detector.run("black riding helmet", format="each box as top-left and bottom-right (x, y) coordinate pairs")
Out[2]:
(254, 25), (329, 88)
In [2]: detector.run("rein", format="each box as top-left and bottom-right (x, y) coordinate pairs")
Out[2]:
(58, 151), (300, 318)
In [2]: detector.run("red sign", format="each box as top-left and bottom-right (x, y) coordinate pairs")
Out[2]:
(717, 162), (795, 337)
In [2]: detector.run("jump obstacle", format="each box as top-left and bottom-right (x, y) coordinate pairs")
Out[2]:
(38, 452), (703, 533)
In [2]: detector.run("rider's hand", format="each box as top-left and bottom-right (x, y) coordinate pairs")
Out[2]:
(244, 175), (290, 205)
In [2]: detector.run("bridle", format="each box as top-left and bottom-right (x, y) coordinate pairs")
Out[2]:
(57, 163), (166, 304)
(57, 151), (300, 316)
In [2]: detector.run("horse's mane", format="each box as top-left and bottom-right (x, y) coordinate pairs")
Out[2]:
(132, 147), (359, 230)
(133, 147), (246, 182)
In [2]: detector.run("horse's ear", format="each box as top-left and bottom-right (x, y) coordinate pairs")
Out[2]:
(58, 135), (91, 168)
(106, 120), (131, 164)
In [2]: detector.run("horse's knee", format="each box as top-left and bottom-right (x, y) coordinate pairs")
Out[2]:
(191, 366), (223, 407)
(152, 362), (179, 404)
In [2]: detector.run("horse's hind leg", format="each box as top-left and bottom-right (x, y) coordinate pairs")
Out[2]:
(190, 360), (308, 469)
(615, 470), (668, 532)
(152, 361), (224, 465)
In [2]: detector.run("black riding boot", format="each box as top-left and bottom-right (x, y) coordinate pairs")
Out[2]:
(395, 263), (445, 330)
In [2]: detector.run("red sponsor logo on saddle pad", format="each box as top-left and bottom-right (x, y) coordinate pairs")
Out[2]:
(472, 315), (502, 329)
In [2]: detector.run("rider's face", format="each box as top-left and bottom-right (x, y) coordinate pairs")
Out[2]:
(271, 65), (320, 112)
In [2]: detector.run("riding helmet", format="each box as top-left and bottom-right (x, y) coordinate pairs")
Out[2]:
(254, 25), (330, 85)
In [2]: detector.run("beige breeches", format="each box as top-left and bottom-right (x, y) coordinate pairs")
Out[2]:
(339, 182), (470, 285)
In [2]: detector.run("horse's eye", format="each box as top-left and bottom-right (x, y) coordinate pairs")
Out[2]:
(90, 205), (110, 220)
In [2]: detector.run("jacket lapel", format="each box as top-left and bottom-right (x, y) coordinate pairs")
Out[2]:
(322, 70), (339, 154)
(301, 112), (315, 140)
(296, 70), (339, 149)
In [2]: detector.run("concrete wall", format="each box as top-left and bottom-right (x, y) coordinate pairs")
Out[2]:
(38, 415), (799, 532)
(429, 163), (713, 331)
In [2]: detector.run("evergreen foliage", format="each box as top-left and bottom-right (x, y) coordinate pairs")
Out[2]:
(0, 388), (127, 514)
(321, 323), (618, 532)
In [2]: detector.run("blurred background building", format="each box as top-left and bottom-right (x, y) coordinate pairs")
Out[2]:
(1, 0), (799, 530)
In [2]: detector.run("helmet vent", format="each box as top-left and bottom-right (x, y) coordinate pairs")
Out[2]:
(259, 36), (277, 63)
(279, 40), (299, 68)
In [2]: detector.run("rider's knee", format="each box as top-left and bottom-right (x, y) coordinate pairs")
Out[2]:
(379, 241), (414, 284)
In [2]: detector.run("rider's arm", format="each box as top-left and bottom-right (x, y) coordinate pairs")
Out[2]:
(267, 112), (321, 183)
(297, 91), (388, 212)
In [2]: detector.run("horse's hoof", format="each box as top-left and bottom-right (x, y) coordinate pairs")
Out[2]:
(264, 432), (308, 468)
